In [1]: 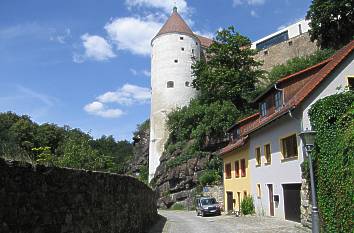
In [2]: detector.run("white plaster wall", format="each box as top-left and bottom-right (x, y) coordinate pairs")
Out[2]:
(301, 52), (354, 130)
(251, 19), (310, 49)
(149, 33), (200, 181)
(249, 115), (303, 219)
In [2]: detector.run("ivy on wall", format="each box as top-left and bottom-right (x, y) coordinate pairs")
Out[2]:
(308, 91), (354, 232)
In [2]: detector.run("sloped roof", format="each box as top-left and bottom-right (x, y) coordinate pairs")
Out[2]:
(220, 40), (354, 155)
(197, 35), (214, 47)
(154, 7), (194, 39)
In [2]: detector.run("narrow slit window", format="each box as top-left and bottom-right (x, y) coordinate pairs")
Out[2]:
(174, 59), (178, 63)
(180, 36), (184, 40)
(181, 47), (184, 51)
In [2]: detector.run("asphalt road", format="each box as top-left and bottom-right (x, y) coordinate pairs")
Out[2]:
(148, 210), (311, 233)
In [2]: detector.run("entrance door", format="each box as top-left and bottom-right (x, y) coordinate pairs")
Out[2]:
(226, 192), (233, 212)
(267, 184), (274, 216)
(283, 183), (301, 222)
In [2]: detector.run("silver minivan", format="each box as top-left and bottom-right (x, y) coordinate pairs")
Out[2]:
(196, 197), (221, 217)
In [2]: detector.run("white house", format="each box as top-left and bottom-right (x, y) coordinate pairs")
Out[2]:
(220, 40), (354, 222)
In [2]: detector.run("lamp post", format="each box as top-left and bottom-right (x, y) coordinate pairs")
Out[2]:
(299, 130), (319, 233)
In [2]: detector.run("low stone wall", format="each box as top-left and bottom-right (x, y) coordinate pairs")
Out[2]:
(0, 159), (157, 233)
(301, 178), (312, 229)
(202, 185), (224, 210)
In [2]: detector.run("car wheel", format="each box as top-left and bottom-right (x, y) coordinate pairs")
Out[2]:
(202, 211), (206, 217)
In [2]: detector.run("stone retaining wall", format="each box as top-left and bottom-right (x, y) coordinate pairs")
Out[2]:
(0, 159), (157, 233)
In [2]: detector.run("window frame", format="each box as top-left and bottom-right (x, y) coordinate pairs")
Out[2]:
(240, 159), (246, 177)
(260, 102), (267, 117)
(167, 81), (174, 88)
(280, 134), (298, 159)
(225, 163), (232, 179)
(264, 144), (271, 164)
(235, 160), (240, 178)
(274, 91), (283, 110)
(255, 147), (261, 166)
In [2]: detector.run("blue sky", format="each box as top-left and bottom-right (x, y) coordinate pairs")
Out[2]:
(0, 0), (311, 141)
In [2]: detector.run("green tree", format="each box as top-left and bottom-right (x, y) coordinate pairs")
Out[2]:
(192, 26), (266, 109)
(306, 0), (354, 49)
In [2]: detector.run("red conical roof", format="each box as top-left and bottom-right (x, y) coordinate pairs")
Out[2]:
(154, 7), (195, 39)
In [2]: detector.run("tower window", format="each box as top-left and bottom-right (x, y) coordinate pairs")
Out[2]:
(288, 41), (293, 46)
(192, 49), (194, 54)
(181, 47), (185, 51)
(174, 59), (178, 63)
(167, 81), (174, 88)
(185, 81), (190, 87)
(180, 36), (184, 40)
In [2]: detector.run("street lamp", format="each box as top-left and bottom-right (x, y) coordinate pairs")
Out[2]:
(299, 130), (319, 233)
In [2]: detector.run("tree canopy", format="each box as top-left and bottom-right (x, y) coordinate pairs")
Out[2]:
(306, 0), (354, 49)
(0, 111), (133, 173)
(192, 26), (266, 110)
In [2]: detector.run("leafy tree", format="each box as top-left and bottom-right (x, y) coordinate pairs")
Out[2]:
(192, 26), (266, 109)
(306, 0), (354, 49)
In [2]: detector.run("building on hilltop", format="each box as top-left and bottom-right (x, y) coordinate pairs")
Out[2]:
(252, 19), (319, 72)
(149, 7), (212, 181)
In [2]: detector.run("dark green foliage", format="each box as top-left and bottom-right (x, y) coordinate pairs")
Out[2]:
(309, 92), (354, 232)
(167, 99), (240, 146)
(268, 49), (335, 83)
(192, 26), (266, 108)
(0, 112), (133, 174)
(306, 0), (354, 49)
(198, 170), (220, 186)
(240, 195), (255, 215)
(170, 203), (185, 210)
(138, 164), (148, 184)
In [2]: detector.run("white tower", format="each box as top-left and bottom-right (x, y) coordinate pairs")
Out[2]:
(149, 7), (202, 181)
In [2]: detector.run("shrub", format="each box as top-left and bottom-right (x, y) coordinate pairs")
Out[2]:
(309, 91), (354, 232)
(198, 170), (221, 186)
(241, 195), (255, 215)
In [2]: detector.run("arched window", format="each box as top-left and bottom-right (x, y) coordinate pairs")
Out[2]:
(167, 81), (174, 88)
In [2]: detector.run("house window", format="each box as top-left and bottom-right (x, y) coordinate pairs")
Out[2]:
(240, 159), (246, 177)
(181, 47), (185, 51)
(235, 161), (240, 178)
(256, 184), (261, 198)
(167, 81), (174, 88)
(347, 76), (354, 90)
(225, 163), (231, 179)
(180, 36), (184, 40)
(264, 144), (271, 164)
(255, 147), (261, 166)
(274, 91), (283, 110)
(288, 41), (293, 46)
(281, 134), (298, 159)
(260, 102), (267, 117)
(174, 59), (178, 63)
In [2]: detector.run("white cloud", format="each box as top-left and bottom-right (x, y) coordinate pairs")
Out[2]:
(84, 101), (124, 118)
(233, 0), (265, 7)
(125, 0), (188, 14)
(130, 68), (151, 77)
(97, 84), (151, 105)
(105, 17), (162, 56)
(50, 28), (71, 44)
(194, 30), (214, 39)
(250, 10), (258, 17)
(80, 33), (116, 61)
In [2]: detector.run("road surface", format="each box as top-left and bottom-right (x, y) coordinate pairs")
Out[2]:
(148, 210), (310, 233)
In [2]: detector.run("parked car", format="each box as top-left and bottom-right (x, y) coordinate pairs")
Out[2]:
(196, 197), (221, 217)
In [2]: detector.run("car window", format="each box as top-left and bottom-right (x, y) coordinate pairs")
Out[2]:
(201, 198), (216, 205)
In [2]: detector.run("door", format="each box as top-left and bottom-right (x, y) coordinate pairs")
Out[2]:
(227, 192), (233, 212)
(267, 184), (274, 216)
(283, 183), (301, 222)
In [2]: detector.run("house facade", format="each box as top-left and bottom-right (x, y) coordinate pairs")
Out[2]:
(220, 40), (354, 222)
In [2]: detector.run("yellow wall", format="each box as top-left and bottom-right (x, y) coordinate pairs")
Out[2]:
(222, 143), (250, 212)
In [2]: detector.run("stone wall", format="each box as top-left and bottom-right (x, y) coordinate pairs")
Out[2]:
(254, 33), (318, 72)
(0, 158), (158, 233)
(301, 178), (312, 229)
(202, 185), (224, 210)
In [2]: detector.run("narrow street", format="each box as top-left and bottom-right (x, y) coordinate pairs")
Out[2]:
(148, 210), (310, 233)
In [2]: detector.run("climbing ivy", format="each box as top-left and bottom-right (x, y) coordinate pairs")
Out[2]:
(308, 91), (354, 232)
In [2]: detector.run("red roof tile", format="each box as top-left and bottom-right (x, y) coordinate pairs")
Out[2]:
(153, 7), (194, 40)
(219, 136), (248, 156)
